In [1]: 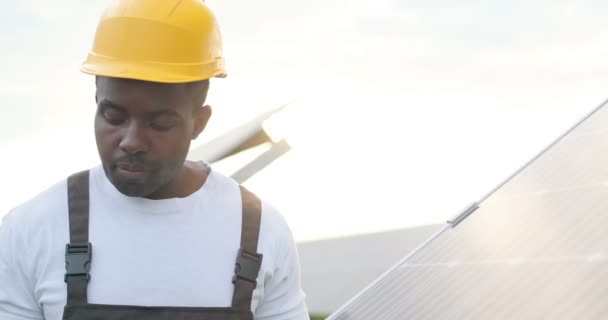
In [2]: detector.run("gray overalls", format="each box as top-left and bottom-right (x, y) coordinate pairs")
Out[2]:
(62, 171), (263, 320)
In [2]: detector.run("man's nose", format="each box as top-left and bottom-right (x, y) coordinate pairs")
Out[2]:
(119, 121), (149, 154)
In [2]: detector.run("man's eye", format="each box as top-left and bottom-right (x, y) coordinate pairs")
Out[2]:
(150, 115), (177, 131)
(102, 108), (126, 124)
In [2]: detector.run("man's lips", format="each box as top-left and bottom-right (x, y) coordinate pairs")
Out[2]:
(115, 162), (146, 178)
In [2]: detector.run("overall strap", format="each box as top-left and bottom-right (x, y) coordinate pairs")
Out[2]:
(232, 186), (264, 311)
(65, 170), (92, 305)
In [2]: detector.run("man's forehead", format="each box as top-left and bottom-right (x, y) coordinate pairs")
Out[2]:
(96, 76), (188, 94)
(96, 76), (208, 105)
(96, 76), (194, 107)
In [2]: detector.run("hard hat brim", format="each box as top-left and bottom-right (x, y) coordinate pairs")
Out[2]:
(81, 52), (226, 83)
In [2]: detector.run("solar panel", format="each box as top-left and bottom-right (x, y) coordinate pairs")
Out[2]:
(328, 100), (608, 319)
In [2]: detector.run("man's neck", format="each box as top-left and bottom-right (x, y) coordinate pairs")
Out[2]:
(144, 161), (210, 200)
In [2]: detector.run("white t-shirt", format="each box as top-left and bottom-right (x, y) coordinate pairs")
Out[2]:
(0, 165), (308, 320)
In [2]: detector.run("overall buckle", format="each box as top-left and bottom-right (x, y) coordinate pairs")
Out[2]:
(64, 242), (92, 283)
(232, 247), (263, 284)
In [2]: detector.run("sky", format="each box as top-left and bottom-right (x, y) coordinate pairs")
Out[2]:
(2, 0), (608, 241)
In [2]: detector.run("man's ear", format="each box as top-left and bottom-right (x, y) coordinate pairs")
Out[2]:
(192, 105), (212, 140)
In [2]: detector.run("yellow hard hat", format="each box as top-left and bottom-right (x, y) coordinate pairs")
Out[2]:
(81, 0), (226, 83)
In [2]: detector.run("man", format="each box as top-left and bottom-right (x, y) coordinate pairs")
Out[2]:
(0, 1), (309, 319)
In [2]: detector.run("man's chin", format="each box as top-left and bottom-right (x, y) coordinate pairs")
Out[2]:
(116, 186), (148, 197)
(109, 174), (153, 197)
(113, 181), (150, 197)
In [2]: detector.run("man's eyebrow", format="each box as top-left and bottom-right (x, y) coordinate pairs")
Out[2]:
(98, 99), (183, 118)
(98, 98), (126, 112)
(149, 109), (181, 118)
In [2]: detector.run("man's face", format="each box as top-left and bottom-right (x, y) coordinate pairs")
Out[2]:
(94, 77), (208, 198)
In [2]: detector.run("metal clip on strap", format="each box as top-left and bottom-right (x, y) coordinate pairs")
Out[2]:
(233, 247), (263, 284)
(64, 242), (92, 283)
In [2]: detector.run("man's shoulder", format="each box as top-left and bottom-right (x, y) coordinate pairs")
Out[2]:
(258, 200), (297, 261)
(259, 201), (291, 236)
(207, 167), (295, 243)
(2, 177), (68, 230)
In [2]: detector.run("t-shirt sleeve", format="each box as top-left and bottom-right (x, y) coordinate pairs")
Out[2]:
(254, 209), (309, 320)
(0, 212), (44, 320)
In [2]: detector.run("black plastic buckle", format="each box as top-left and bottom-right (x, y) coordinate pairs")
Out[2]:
(64, 242), (92, 283)
(232, 247), (263, 284)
